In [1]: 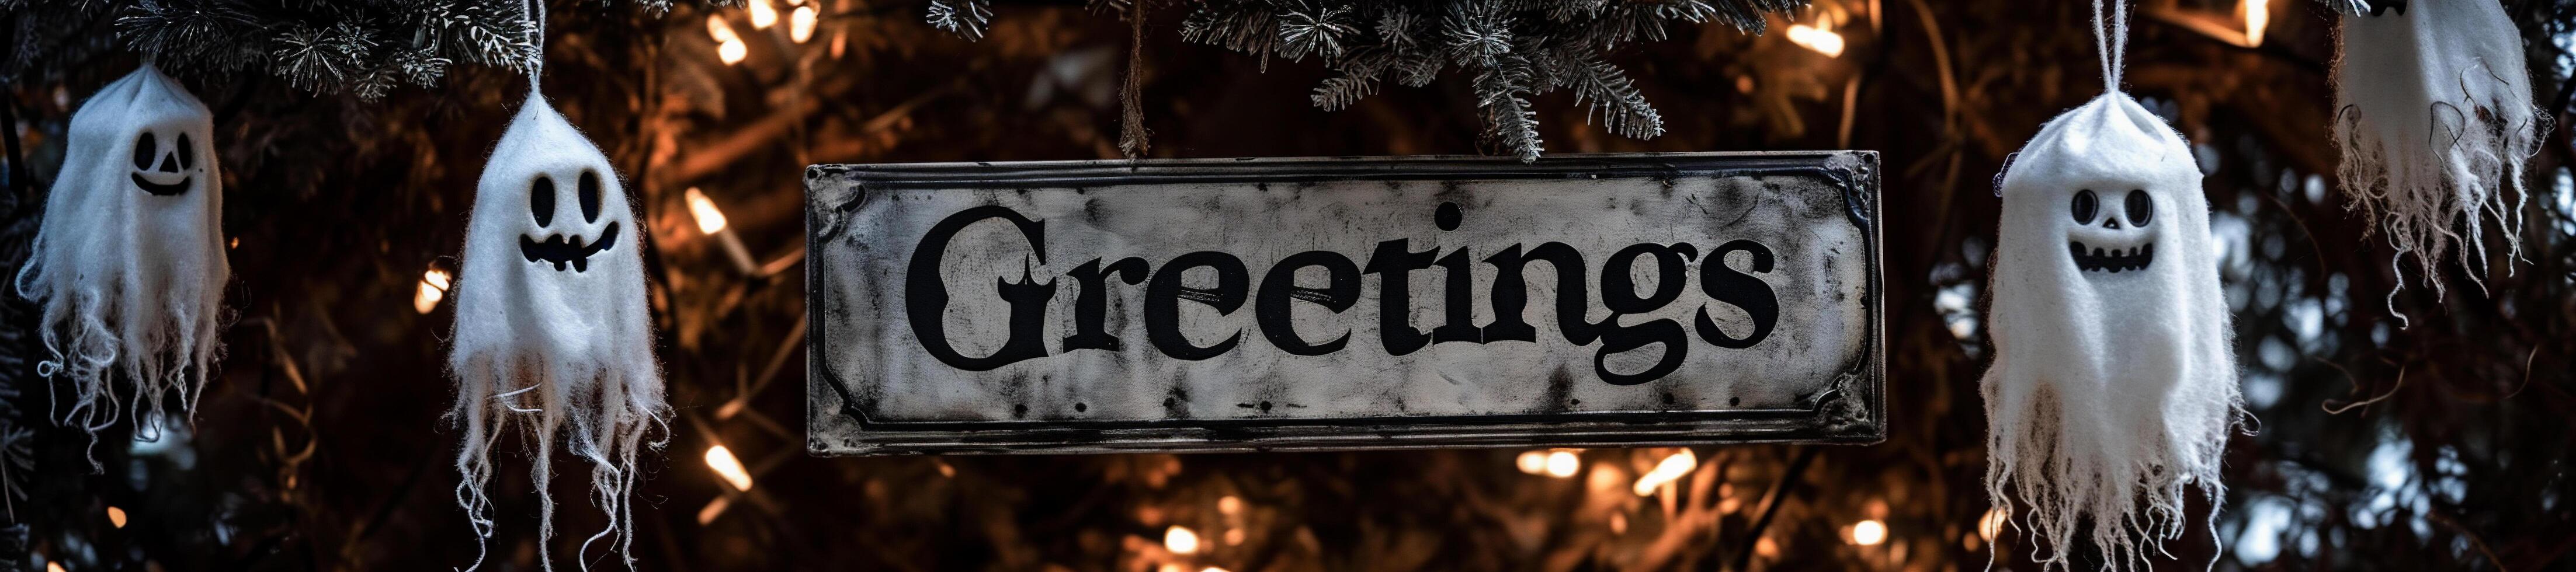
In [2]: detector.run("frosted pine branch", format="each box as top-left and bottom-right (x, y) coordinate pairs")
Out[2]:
(925, 0), (993, 41)
(1172, 0), (1795, 161)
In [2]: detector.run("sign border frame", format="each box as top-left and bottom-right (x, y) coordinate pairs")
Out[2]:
(806, 152), (1884, 455)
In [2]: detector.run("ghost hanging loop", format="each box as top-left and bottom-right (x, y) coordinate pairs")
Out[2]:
(523, 0), (547, 88)
(2092, 0), (2131, 88)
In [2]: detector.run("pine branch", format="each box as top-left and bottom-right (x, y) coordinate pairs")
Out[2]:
(272, 22), (380, 94)
(1180, 0), (1282, 65)
(1310, 47), (1391, 111)
(116, 0), (267, 75)
(1469, 53), (1540, 163)
(1276, 1), (1358, 61)
(1440, 1), (1513, 65)
(925, 0), (993, 41)
(1558, 46), (1662, 139)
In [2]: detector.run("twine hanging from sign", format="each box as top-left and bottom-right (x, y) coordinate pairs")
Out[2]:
(447, 2), (668, 569)
(1978, 1), (2244, 569)
(1117, 1), (1152, 158)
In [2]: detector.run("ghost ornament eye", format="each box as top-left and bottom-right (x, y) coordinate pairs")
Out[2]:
(12, 65), (228, 458)
(2064, 188), (2160, 273)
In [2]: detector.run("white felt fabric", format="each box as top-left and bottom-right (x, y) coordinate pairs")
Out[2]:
(449, 95), (664, 571)
(2333, 0), (2538, 316)
(1983, 93), (2242, 571)
(12, 65), (227, 454)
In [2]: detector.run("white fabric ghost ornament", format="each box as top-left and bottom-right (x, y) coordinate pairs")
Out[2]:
(12, 65), (227, 449)
(2332, 0), (2539, 316)
(449, 95), (665, 570)
(1983, 92), (2243, 570)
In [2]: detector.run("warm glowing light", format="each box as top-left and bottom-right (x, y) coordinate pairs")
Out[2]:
(1630, 449), (1698, 496)
(707, 14), (740, 43)
(1543, 450), (1581, 478)
(790, 5), (819, 43)
(46, 561), (63, 572)
(1978, 507), (2008, 541)
(1515, 450), (1548, 474)
(748, 0), (779, 29)
(704, 445), (754, 491)
(1223, 528), (1245, 545)
(1200, 568), (1230, 572)
(414, 269), (452, 314)
(1850, 519), (1887, 546)
(686, 187), (731, 234)
(1786, 20), (1845, 58)
(1218, 496), (1243, 515)
(1164, 525), (1202, 554)
(708, 15), (749, 65)
(718, 39), (748, 65)
(2242, 0), (2269, 47)
(1754, 536), (1779, 559)
(106, 505), (126, 528)
(697, 496), (731, 525)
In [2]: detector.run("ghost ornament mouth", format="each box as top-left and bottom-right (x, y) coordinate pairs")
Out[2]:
(130, 173), (192, 196)
(2068, 240), (2154, 273)
(519, 221), (620, 272)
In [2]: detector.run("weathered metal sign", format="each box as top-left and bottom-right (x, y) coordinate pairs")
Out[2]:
(806, 152), (1882, 455)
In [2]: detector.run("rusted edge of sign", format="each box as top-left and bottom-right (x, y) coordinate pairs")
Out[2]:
(805, 152), (1884, 455)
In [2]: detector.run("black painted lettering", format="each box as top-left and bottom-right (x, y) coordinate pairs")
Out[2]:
(1145, 252), (1250, 360)
(1256, 250), (1361, 355)
(905, 206), (1054, 371)
(1695, 239), (1779, 349)
(1063, 257), (1150, 352)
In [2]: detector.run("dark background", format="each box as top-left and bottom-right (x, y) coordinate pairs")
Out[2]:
(2, 0), (2573, 570)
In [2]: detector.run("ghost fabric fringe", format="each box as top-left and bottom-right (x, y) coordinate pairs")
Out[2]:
(448, 96), (668, 571)
(10, 64), (228, 465)
(2331, 0), (2541, 322)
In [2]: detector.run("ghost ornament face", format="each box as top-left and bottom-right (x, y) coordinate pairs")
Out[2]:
(12, 65), (227, 450)
(128, 128), (201, 196)
(2063, 188), (2157, 273)
(447, 96), (664, 571)
(1981, 93), (2242, 571)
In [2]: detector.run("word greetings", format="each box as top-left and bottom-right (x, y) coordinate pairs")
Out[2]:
(905, 203), (1782, 385)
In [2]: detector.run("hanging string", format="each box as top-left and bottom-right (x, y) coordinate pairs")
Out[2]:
(1116, 2), (1151, 159)
(523, 0), (547, 89)
(2091, 0), (2129, 88)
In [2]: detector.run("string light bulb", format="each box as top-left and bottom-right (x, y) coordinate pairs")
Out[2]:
(1786, 18), (1845, 58)
(705, 444), (754, 491)
(748, 0), (778, 29)
(1543, 450), (1581, 478)
(1163, 525), (1202, 554)
(1515, 450), (1547, 474)
(1849, 519), (1887, 546)
(106, 505), (127, 528)
(685, 187), (730, 234)
(707, 15), (748, 65)
(790, 5), (819, 43)
(1630, 448), (1698, 496)
(2242, 0), (2269, 47)
(1978, 507), (2008, 542)
(413, 268), (452, 314)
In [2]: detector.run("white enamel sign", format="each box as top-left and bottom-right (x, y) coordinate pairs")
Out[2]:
(807, 153), (1883, 455)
